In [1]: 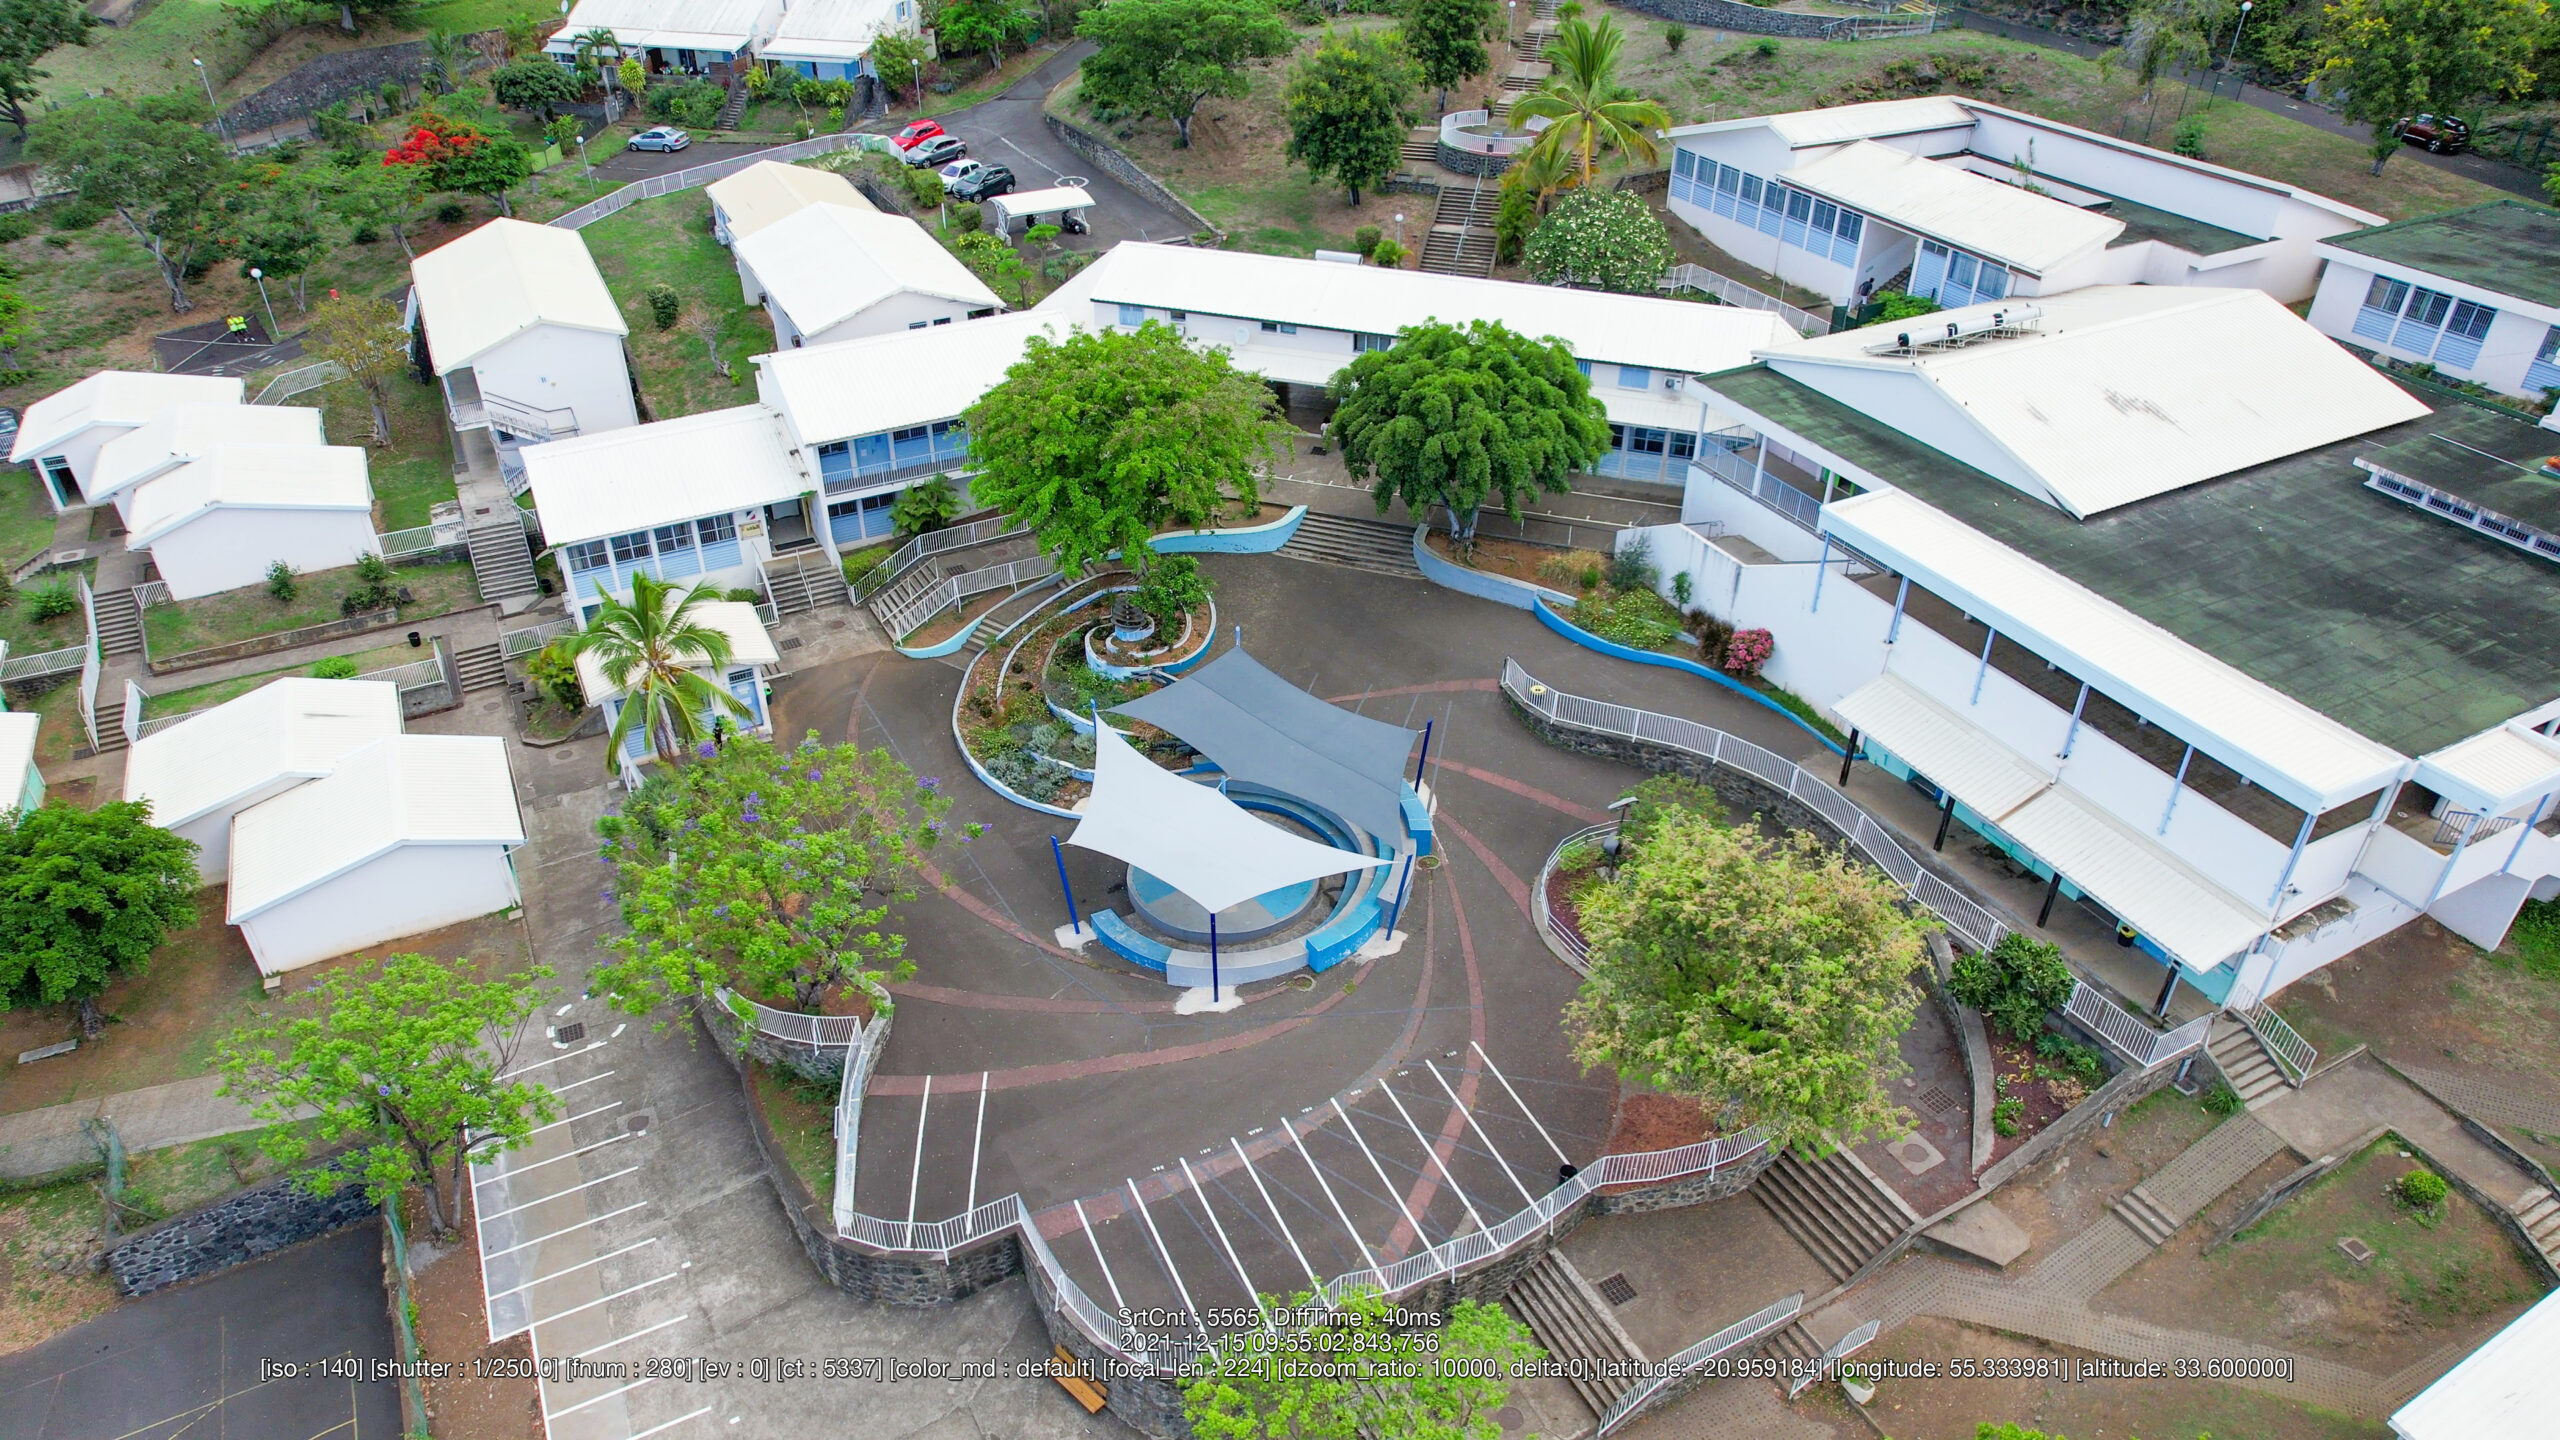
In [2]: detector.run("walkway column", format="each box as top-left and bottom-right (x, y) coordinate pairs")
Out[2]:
(1932, 793), (1956, 852)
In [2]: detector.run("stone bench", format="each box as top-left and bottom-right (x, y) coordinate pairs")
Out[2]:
(1305, 897), (1383, 973)
(1090, 910), (1171, 973)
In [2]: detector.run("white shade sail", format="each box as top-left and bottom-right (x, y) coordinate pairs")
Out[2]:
(1066, 723), (1386, 913)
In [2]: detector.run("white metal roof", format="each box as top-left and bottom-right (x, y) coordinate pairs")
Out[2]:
(544, 0), (780, 50)
(9, 371), (244, 464)
(122, 444), (374, 550)
(1999, 785), (2270, 968)
(1667, 96), (1977, 147)
(1833, 674), (2052, 821)
(228, 735), (524, 923)
(1779, 141), (2123, 275)
(88, 404), (325, 505)
(1061, 242), (1799, 376)
(988, 186), (1095, 222)
(705, 160), (871, 242)
(2417, 725), (2560, 817)
(1765, 286), (2431, 517)
(523, 404), (807, 547)
(122, 678), (403, 833)
(1823, 488), (2409, 813)
(0, 711), (38, 801)
(734, 205), (1001, 336)
(755, 309), (1064, 446)
(2393, 1286), (2560, 1440)
(411, 218), (626, 373)
(764, 0), (901, 59)
(575, 599), (781, 700)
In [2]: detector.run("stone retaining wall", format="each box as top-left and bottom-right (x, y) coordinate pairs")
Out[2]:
(1608, 0), (1850, 36)
(145, 605), (402, 674)
(1506, 689), (1832, 836)
(1042, 113), (1224, 241)
(1589, 1139), (1777, 1213)
(1436, 142), (1513, 177)
(106, 1168), (376, 1295)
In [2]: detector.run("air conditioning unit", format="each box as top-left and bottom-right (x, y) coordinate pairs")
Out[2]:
(1662, 373), (1686, 393)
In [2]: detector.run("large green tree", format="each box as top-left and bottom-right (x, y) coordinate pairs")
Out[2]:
(0, 0), (92, 142)
(305, 291), (411, 445)
(1565, 794), (1931, 1151)
(962, 321), (1285, 578)
(1284, 27), (1417, 206)
(0, 801), (198, 1038)
(2314, 0), (2545, 173)
(1521, 186), (1672, 292)
(594, 733), (960, 1021)
(1510, 16), (1670, 186)
(490, 57), (583, 119)
(560, 571), (753, 770)
(1327, 318), (1608, 549)
(1184, 1291), (1543, 1440)
(217, 953), (560, 1237)
(939, 0), (1041, 69)
(30, 95), (234, 312)
(1405, 0), (1494, 112)
(1077, 0), (1295, 148)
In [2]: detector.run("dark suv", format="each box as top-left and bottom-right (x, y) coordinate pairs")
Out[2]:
(2397, 114), (2471, 154)
(947, 164), (1017, 201)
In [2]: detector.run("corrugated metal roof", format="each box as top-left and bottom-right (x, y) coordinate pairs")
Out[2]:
(9, 372), (243, 464)
(1824, 487), (2408, 813)
(411, 219), (626, 373)
(523, 404), (806, 546)
(228, 734), (524, 923)
(706, 160), (871, 242)
(548, 0), (779, 48)
(734, 206), (1000, 336)
(1779, 141), (2122, 275)
(1998, 786), (2269, 968)
(2417, 726), (2560, 816)
(122, 444), (373, 549)
(755, 310), (1064, 447)
(574, 599), (780, 700)
(2393, 1286), (2560, 1440)
(123, 678), (403, 832)
(1833, 674), (2052, 821)
(768, 0), (901, 56)
(88, 404), (324, 504)
(1668, 96), (1976, 147)
(1766, 286), (2431, 517)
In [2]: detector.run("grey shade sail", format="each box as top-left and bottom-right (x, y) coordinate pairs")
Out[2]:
(1112, 647), (1420, 842)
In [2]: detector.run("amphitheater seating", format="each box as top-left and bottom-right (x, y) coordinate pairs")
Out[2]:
(1090, 910), (1171, 972)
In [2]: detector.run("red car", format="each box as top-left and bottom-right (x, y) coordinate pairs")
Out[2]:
(892, 120), (946, 151)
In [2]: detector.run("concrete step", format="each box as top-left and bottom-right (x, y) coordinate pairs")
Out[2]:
(1286, 512), (1419, 575)
(2514, 1191), (2560, 1261)
(1752, 1149), (1914, 1282)
(962, 577), (1066, 653)
(2208, 1019), (2289, 1104)
(716, 78), (749, 130)
(1502, 1251), (1642, 1416)
(1402, 131), (1439, 163)
(453, 641), (506, 693)
(767, 551), (850, 616)
(95, 589), (143, 657)
(466, 522), (538, 602)
(90, 700), (127, 753)
(2112, 1185), (2180, 1246)
(1760, 1320), (1822, 1364)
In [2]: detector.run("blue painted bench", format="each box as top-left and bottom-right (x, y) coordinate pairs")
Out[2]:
(1091, 910), (1171, 973)
(1305, 898), (1382, 973)
(1400, 787), (1434, 858)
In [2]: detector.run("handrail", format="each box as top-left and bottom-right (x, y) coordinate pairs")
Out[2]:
(498, 617), (577, 659)
(2236, 1003), (2315, 1084)
(1531, 823), (1613, 973)
(1658, 262), (1833, 337)
(2064, 982), (2213, 1069)
(250, 359), (346, 404)
(0, 642), (85, 682)
(711, 984), (864, 1049)
(1594, 1293), (1802, 1434)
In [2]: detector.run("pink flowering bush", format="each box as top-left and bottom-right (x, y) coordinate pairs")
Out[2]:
(1722, 627), (1773, 678)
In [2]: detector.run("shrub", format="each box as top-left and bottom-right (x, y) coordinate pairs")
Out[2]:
(352, 224), (381, 244)
(841, 546), (890, 590)
(1535, 548), (1610, 592)
(1858, 289), (1940, 329)
(50, 199), (109, 231)
(2034, 1031), (2107, 1087)
(1722, 626), (1773, 677)
(2507, 897), (2560, 979)
(1575, 587), (1685, 652)
(646, 283), (680, 329)
(647, 80), (724, 129)
(2396, 1168), (2450, 1210)
(723, 587), (763, 603)
(1606, 535), (1656, 594)
(1950, 932), (2076, 1042)
(1134, 555), (1210, 631)
(1754, 37), (1780, 58)
(1670, 570), (1692, 606)
(435, 200), (468, 223)
(525, 641), (585, 709)
(889, 476), (961, 537)
(0, 212), (33, 245)
(266, 559), (299, 603)
(1992, 1095), (2023, 1136)
(2201, 1082), (2242, 1116)
(310, 655), (361, 679)
(342, 551), (407, 614)
(0, 572), (14, 608)
(24, 581), (75, 621)
(1353, 224), (1382, 257)
(2171, 115), (2207, 158)
(1369, 238), (1409, 269)
(1689, 610), (1733, 667)
(981, 746), (1066, 802)
(1523, 188), (1675, 295)
(1664, 22), (1686, 51)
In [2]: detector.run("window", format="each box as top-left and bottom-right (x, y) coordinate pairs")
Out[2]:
(2436, 299), (2495, 368)
(1911, 240), (2010, 309)
(908, 320), (928, 330)
(565, 540), (608, 572)
(695, 513), (737, 546)
(967, 307), (995, 319)
(932, 316), (951, 326)
(2369, 281), (2499, 370)
(1259, 320), (1298, 334)
(1575, 359), (1592, 377)
(652, 523), (696, 556)
(2526, 325), (2560, 395)
(816, 439), (853, 485)
(1353, 332), (1392, 353)
(1668, 431), (1698, 462)
(1618, 365), (1651, 391)
(1117, 303), (1145, 326)
(1169, 311), (1187, 321)
(609, 530), (652, 564)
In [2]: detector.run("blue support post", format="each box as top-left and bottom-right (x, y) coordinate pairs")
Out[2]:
(1383, 851), (1415, 940)
(1412, 719), (1435, 788)
(2060, 682), (2090, 759)
(2266, 809), (2316, 911)
(1970, 626), (1996, 704)
(1810, 534), (1833, 613)
(1209, 910), (1221, 1005)
(1885, 575), (1909, 644)
(2505, 794), (2552, 873)
(2158, 744), (2194, 835)
(1050, 836), (1081, 937)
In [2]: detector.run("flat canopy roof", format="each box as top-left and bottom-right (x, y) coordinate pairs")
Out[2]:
(2321, 199), (2560, 310)
(990, 186), (1094, 219)
(2353, 403), (2560, 533)
(1778, 140), (2124, 276)
(2394, 1285), (2560, 1440)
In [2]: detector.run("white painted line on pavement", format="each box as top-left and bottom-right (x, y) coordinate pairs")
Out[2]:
(488, 1238), (662, 1301)
(499, 1041), (607, 1079)
(479, 1166), (641, 1222)
(518, 1100), (627, 1138)
(545, 1374), (656, 1419)
(575, 1312), (690, 1359)
(626, 1405), (715, 1438)
(484, 1201), (652, 1260)
(525, 1269), (677, 1329)
(473, 1131), (632, 1189)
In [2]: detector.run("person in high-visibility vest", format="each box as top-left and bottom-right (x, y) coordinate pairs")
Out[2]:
(225, 315), (249, 336)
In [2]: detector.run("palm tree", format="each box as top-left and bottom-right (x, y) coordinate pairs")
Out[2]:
(573, 27), (625, 91)
(561, 573), (751, 771)
(1502, 139), (1578, 213)
(1510, 17), (1671, 187)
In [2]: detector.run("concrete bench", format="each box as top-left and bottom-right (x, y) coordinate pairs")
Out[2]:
(1304, 898), (1382, 973)
(1400, 787), (1434, 857)
(1091, 910), (1171, 973)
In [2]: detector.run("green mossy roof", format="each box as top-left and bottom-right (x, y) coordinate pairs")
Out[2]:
(2321, 200), (2560, 310)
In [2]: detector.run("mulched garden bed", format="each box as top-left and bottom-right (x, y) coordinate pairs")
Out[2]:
(1984, 1029), (2087, 1164)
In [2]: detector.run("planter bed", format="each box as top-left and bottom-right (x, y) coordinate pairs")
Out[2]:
(142, 560), (479, 665)
(1423, 529), (1572, 586)
(898, 587), (1011, 651)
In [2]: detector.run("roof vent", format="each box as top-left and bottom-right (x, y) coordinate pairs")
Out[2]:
(1864, 304), (2043, 358)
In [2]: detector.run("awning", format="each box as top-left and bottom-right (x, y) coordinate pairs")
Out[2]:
(1112, 648), (1419, 842)
(1998, 787), (2269, 970)
(2417, 725), (2560, 817)
(1834, 674), (2052, 823)
(1068, 723), (1385, 913)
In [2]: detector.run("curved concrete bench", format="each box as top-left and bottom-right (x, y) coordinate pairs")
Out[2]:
(1090, 910), (1171, 973)
(1305, 897), (1383, 973)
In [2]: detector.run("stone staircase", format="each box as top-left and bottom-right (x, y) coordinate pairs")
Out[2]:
(1402, 127), (1439, 165)
(717, 77), (749, 130)
(1752, 1148), (1921, 1282)
(1758, 1319), (1823, 1368)
(2207, 1016), (2291, 1107)
(93, 585), (142, 658)
(1503, 1251), (1646, 1416)
(2514, 1188), (2560, 1271)
(2108, 1113), (2288, 1250)
(868, 560), (955, 643)
(1421, 178), (1498, 278)
(765, 550), (849, 616)
(960, 576), (1067, 656)
(453, 641), (506, 693)
(1511, 25), (1554, 61)
(466, 520), (539, 607)
(2112, 1185), (2182, 1245)
(90, 689), (126, 753)
(1285, 511), (1420, 575)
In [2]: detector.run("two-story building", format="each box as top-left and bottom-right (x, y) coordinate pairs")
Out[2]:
(2305, 199), (2560, 406)
(409, 218), (638, 471)
(760, 0), (921, 84)
(1665, 96), (2380, 318)
(732, 204), (1004, 348)
(8, 371), (244, 512)
(543, 0), (782, 81)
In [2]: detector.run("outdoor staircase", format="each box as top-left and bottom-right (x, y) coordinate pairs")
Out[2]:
(2112, 1183), (2182, 1245)
(2206, 1016), (2291, 1107)
(93, 585), (142, 658)
(1500, 60), (1548, 93)
(90, 691), (126, 753)
(1758, 1319), (1823, 1368)
(1503, 1252), (1646, 1416)
(466, 521), (539, 606)
(960, 576), (1068, 656)
(1402, 127), (1440, 165)
(717, 78), (749, 130)
(868, 560), (954, 644)
(453, 641), (506, 693)
(1752, 1148), (1921, 1282)
(1421, 178), (1498, 278)
(1512, 25), (1555, 62)
(1284, 511), (1420, 576)
(764, 550), (849, 617)
(2513, 1188), (2560, 1271)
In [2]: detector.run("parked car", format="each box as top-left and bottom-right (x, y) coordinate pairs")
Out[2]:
(940, 161), (1016, 201)
(905, 135), (967, 168)
(892, 120), (946, 151)
(628, 126), (692, 153)
(2397, 114), (2471, 154)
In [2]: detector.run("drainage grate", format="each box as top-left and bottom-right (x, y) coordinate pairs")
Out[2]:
(625, 1113), (651, 1136)
(1918, 1084), (1962, 1115)
(781, 636), (805, 650)
(2337, 1235), (2375, 1264)
(1595, 1272), (1638, 1306)
(552, 1022), (586, 1044)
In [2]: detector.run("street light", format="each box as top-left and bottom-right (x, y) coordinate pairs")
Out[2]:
(192, 57), (233, 152)
(1508, 0), (1517, 39)
(2222, 1), (2254, 75)
(1393, 212), (1405, 253)
(247, 267), (279, 338)
(576, 132), (593, 180)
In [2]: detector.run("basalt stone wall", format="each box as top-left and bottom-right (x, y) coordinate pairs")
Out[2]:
(1506, 693), (1830, 836)
(1588, 1139), (1778, 1215)
(1436, 142), (1514, 177)
(1609, 0), (1848, 37)
(1043, 113), (1224, 241)
(1023, 1253), (1194, 1439)
(107, 1170), (376, 1295)
(221, 41), (433, 135)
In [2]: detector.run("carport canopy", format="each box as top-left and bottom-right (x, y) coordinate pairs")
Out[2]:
(986, 185), (1094, 228)
(1113, 647), (1420, 842)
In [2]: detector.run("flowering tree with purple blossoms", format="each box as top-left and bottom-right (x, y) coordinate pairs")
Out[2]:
(593, 732), (970, 1022)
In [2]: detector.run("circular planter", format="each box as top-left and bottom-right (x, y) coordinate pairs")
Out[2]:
(1084, 598), (1214, 681)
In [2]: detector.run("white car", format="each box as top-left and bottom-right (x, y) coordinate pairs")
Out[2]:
(938, 158), (987, 190)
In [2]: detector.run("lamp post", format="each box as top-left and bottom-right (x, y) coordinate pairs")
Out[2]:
(193, 57), (233, 152)
(247, 267), (279, 337)
(1508, 0), (1517, 39)
(1392, 212), (1405, 253)
(576, 132), (593, 181)
(2222, 1), (2253, 75)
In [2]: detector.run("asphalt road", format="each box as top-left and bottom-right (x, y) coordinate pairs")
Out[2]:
(0, 1222), (403, 1440)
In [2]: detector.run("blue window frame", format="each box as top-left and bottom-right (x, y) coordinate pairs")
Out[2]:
(816, 439), (852, 485)
(1912, 240), (2010, 309)
(1618, 365), (1651, 390)
(2353, 275), (2409, 342)
(653, 522), (700, 578)
(2365, 279), (2501, 372)
(1575, 359), (1592, 377)
(2526, 325), (2560, 396)
(1259, 321), (1298, 334)
(609, 530), (651, 565)
(1117, 303), (1145, 326)
(1353, 332), (1392, 353)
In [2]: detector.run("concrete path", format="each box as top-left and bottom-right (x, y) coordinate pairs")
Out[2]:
(0, 1074), (274, 1181)
(2389, 1062), (2560, 1141)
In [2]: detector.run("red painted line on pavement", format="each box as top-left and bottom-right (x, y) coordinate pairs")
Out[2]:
(1380, 849), (1492, 1258)
(890, 980), (1181, 1015)
(1438, 814), (1534, 928)
(869, 979), (1357, 1095)
(1430, 760), (1612, 824)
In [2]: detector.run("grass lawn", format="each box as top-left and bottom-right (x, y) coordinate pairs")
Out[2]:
(140, 559), (479, 659)
(319, 374), (462, 533)
(140, 641), (427, 720)
(0, 906), (269, 1113)
(0, 569), (91, 665)
(0, 469), (58, 569)
(749, 1063), (836, 1211)
(579, 190), (779, 421)
(34, 0), (556, 108)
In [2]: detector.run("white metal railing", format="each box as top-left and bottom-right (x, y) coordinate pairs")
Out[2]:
(372, 654), (445, 692)
(830, 1012), (890, 1235)
(498, 617), (577, 659)
(1659, 262), (1833, 336)
(498, 447), (530, 496)
(2236, 1004), (2315, 1084)
(250, 359), (345, 404)
(2064, 981), (2213, 1069)
(2434, 807), (2522, 847)
(1691, 439), (1824, 531)
(121, 678), (145, 745)
(1503, 660), (2008, 951)
(377, 524), (449, 560)
(713, 985), (866, 1050)
(853, 516), (1022, 602)
(1595, 1291), (1805, 1435)
(76, 578), (100, 752)
(482, 393), (577, 443)
(132, 581), (172, 610)
(1531, 823), (1614, 973)
(0, 642), (84, 682)
(882, 555), (1058, 644)
(1786, 1317), (1881, 1400)
(548, 132), (890, 230)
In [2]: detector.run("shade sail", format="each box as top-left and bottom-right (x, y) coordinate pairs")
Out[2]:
(1111, 648), (1420, 842)
(1067, 723), (1386, 913)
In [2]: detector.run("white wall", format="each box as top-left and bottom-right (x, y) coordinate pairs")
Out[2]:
(1678, 463), (1831, 561)
(1967, 113), (2287, 240)
(2307, 254), (2560, 399)
(806, 289), (990, 347)
(30, 423), (138, 510)
(239, 842), (520, 976)
(1760, 360), (2055, 505)
(471, 325), (639, 438)
(171, 773), (309, 886)
(147, 508), (383, 601)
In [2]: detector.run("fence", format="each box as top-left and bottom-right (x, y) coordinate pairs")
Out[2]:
(831, 1015), (892, 1236)
(714, 985), (866, 1051)
(0, 641), (85, 683)
(2064, 982), (2213, 1069)
(1531, 823), (1613, 972)
(381, 1201), (430, 1432)
(377, 524), (446, 561)
(250, 360), (346, 405)
(547, 132), (888, 230)
(1594, 1291), (1805, 1435)
(122, 679), (148, 745)
(1692, 435), (1825, 531)
(76, 578), (100, 752)
(1504, 659), (2010, 951)
(2237, 1003), (2316, 1083)
(498, 616), (577, 659)
(132, 581), (171, 610)
(853, 516), (1023, 602)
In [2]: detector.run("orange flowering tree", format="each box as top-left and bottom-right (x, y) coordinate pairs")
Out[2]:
(384, 114), (534, 217)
